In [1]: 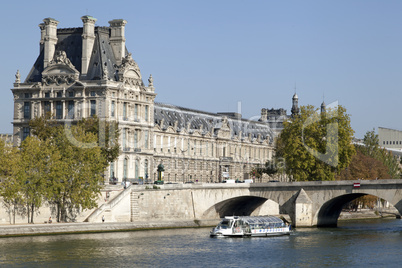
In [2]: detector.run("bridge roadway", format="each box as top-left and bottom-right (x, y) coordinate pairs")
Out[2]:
(127, 179), (402, 227)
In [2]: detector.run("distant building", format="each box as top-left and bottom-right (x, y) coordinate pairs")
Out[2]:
(378, 127), (402, 149)
(10, 16), (295, 183)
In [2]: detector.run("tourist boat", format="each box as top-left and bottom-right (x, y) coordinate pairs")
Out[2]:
(210, 216), (291, 237)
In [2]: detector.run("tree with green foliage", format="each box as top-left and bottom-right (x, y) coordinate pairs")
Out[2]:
(276, 105), (355, 181)
(0, 140), (24, 224)
(27, 115), (120, 222)
(76, 116), (120, 166)
(18, 137), (54, 223)
(43, 125), (106, 222)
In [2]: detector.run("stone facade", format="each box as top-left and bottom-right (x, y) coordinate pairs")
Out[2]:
(11, 16), (294, 184)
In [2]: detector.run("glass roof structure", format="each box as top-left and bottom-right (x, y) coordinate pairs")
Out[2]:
(240, 216), (284, 225)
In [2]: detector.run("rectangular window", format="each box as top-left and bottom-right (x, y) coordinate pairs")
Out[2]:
(111, 101), (115, 117)
(68, 91), (75, 97)
(123, 159), (127, 179)
(134, 130), (138, 149)
(24, 93), (32, 99)
(110, 162), (115, 179)
(68, 101), (75, 119)
(144, 130), (149, 149)
(145, 105), (149, 122)
(90, 91), (96, 97)
(24, 102), (31, 119)
(56, 101), (62, 119)
(144, 159), (149, 180)
(22, 127), (30, 141)
(56, 92), (62, 98)
(134, 104), (138, 121)
(45, 92), (50, 98)
(123, 129), (127, 149)
(90, 100), (96, 116)
(44, 101), (51, 115)
(123, 102), (127, 120)
(135, 160), (139, 179)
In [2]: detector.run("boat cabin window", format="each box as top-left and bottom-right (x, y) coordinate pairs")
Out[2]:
(218, 219), (232, 229)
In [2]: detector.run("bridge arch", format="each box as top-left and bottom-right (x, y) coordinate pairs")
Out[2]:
(316, 192), (401, 227)
(316, 193), (366, 227)
(202, 195), (280, 219)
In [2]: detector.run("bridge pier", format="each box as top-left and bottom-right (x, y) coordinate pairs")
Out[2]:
(292, 189), (314, 227)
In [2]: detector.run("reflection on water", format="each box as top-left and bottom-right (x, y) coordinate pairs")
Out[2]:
(0, 219), (401, 267)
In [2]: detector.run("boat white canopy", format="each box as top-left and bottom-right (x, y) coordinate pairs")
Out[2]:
(240, 216), (284, 225)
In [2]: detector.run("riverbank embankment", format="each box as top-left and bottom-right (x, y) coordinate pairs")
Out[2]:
(0, 220), (219, 238)
(339, 209), (400, 221)
(0, 210), (398, 238)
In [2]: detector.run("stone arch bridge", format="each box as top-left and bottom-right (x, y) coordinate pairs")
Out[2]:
(92, 180), (402, 227)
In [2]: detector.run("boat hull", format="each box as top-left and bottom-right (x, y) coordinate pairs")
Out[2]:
(210, 216), (292, 238)
(210, 228), (291, 238)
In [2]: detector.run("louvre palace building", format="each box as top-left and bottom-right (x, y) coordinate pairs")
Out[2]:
(11, 16), (298, 184)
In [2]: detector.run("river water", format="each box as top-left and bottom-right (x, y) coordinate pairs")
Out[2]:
(0, 218), (401, 267)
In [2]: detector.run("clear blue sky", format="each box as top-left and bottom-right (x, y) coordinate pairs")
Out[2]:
(1, 0), (401, 138)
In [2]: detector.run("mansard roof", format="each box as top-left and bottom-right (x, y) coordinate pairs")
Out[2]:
(154, 103), (274, 144)
(25, 27), (129, 83)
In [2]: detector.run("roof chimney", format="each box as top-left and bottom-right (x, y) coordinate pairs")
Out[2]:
(108, 19), (127, 65)
(260, 108), (268, 121)
(42, 18), (59, 69)
(38, 23), (45, 53)
(81, 15), (97, 76)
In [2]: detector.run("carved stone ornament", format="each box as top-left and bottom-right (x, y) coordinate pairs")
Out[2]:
(41, 50), (79, 86)
(103, 64), (109, 80)
(34, 102), (39, 117)
(15, 70), (21, 83)
(117, 53), (143, 87)
(148, 74), (153, 87)
(16, 103), (22, 118)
